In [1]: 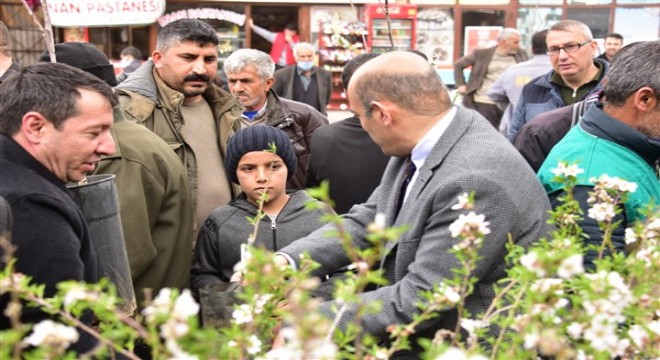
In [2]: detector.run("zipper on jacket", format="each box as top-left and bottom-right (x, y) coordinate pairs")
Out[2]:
(271, 218), (278, 251)
(271, 116), (294, 129)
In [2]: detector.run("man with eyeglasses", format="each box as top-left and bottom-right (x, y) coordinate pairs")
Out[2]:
(507, 20), (608, 142)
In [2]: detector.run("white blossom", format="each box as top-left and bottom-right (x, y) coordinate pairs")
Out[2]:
(551, 162), (584, 178)
(583, 317), (619, 352)
(557, 254), (584, 279)
(566, 322), (583, 339)
(449, 212), (490, 239)
(523, 333), (540, 349)
(160, 319), (190, 340)
(247, 335), (262, 355)
(520, 251), (546, 277)
(232, 304), (253, 324)
(63, 285), (93, 307)
(165, 338), (198, 360)
(587, 202), (616, 222)
(627, 325), (649, 348)
(142, 288), (173, 320)
(172, 289), (199, 320)
(451, 192), (472, 210)
(254, 294), (274, 314)
(23, 320), (79, 349)
(624, 228), (638, 245)
(649, 320), (660, 336)
(434, 283), (461, 305)
(590, 175), (637, 193)
(530, 278), (563, 295)
(435, 347), (468, 360)
(461, 318), (485, 336)
(645, 219), (660, 239)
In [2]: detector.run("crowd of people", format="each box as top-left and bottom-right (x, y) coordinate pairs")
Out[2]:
(0, 17), (658, 357)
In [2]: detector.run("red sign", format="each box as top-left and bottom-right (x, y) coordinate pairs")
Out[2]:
(463, 26), (502, 56)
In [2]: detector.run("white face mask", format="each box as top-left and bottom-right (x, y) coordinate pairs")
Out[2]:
(297, 61), (314, 72)
(119, 57), (132, 68)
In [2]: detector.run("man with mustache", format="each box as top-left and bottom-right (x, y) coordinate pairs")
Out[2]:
(116, 19), (243, 241)
(0, 62), (116, 352)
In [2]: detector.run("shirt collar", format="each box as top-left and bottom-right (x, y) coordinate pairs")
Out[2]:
(241, 100), (268, 120)
(410, 106), (458, 170)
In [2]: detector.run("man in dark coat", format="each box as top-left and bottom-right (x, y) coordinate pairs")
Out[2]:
(272, 42), (333, 115)
(306, 53), (390, 214)
(453, 28), (528, 128)
(0, 63), (117, 352)
(223, 48), (329, 190)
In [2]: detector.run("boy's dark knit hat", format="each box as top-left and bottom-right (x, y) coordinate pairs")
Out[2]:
(38, 42), (117, 86)
(225, 125), (297, 184)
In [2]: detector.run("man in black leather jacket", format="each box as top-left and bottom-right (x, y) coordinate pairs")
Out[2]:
(223, 48), (329, 190)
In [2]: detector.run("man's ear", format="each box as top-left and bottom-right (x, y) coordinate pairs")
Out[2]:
(634, 87), (657, 113)
(21, 112), (49, 144)
(152, 50), (163, 68)
(264, 77), (275, 91)
(370, 100), (393, 126)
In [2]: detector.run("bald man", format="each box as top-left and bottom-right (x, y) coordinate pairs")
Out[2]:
(274, 51), (553, 355)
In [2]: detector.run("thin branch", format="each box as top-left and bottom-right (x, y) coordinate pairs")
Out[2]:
(21, 0), (56, 62)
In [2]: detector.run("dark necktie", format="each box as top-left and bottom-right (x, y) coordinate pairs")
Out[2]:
(396, 157), (416, 216)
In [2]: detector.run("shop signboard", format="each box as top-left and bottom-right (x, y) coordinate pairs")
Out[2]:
(463, 26), (502, 56)
(47, 0), (166, 27)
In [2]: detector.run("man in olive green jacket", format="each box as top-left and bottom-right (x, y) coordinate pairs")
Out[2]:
(115, 20), (244, 240)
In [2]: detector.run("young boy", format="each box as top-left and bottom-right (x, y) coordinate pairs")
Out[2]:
(191, 126), (334, 296)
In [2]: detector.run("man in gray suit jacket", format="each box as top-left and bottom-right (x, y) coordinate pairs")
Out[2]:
(275, 51), (553, 357)
(272, 42), (333, 115)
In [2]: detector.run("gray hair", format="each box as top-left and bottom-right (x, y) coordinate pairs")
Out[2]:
(293, 42), (315, 55)
(498, 28), (520, 41)
(549, 20), (593, 41)
(223, 49), (275, 79)
(604, 40), (660, 107)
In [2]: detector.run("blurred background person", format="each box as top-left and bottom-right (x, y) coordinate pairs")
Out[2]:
(306, 53), (390, 214)
(247, 18), (299, 69)
(116, 45), (143, 83)
(596, 33), (623, 63)
(488, 30), (551, 136)
(0, 21), (20, 84)
(453, 28), (528, 128)
(273, 42), (332, 115)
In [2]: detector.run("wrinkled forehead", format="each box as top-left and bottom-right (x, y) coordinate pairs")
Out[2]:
(546, 29), (588, 45)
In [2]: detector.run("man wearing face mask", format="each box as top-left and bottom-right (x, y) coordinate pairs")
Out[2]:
(272, 42), (333, 115)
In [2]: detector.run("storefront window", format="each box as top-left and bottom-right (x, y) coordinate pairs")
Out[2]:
(517, 7), (562, 51)
(416, 8), (454, 66)
(565, 7), (611, 38)
(614, 7), (660, 39)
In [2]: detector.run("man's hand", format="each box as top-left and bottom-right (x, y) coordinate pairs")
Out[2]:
(457, 85), (467, 95)
(247, 18), (254, 28)
(273, 254), (290, 269)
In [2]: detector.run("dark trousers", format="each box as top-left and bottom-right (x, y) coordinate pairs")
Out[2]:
(474, 102), (503, 129)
